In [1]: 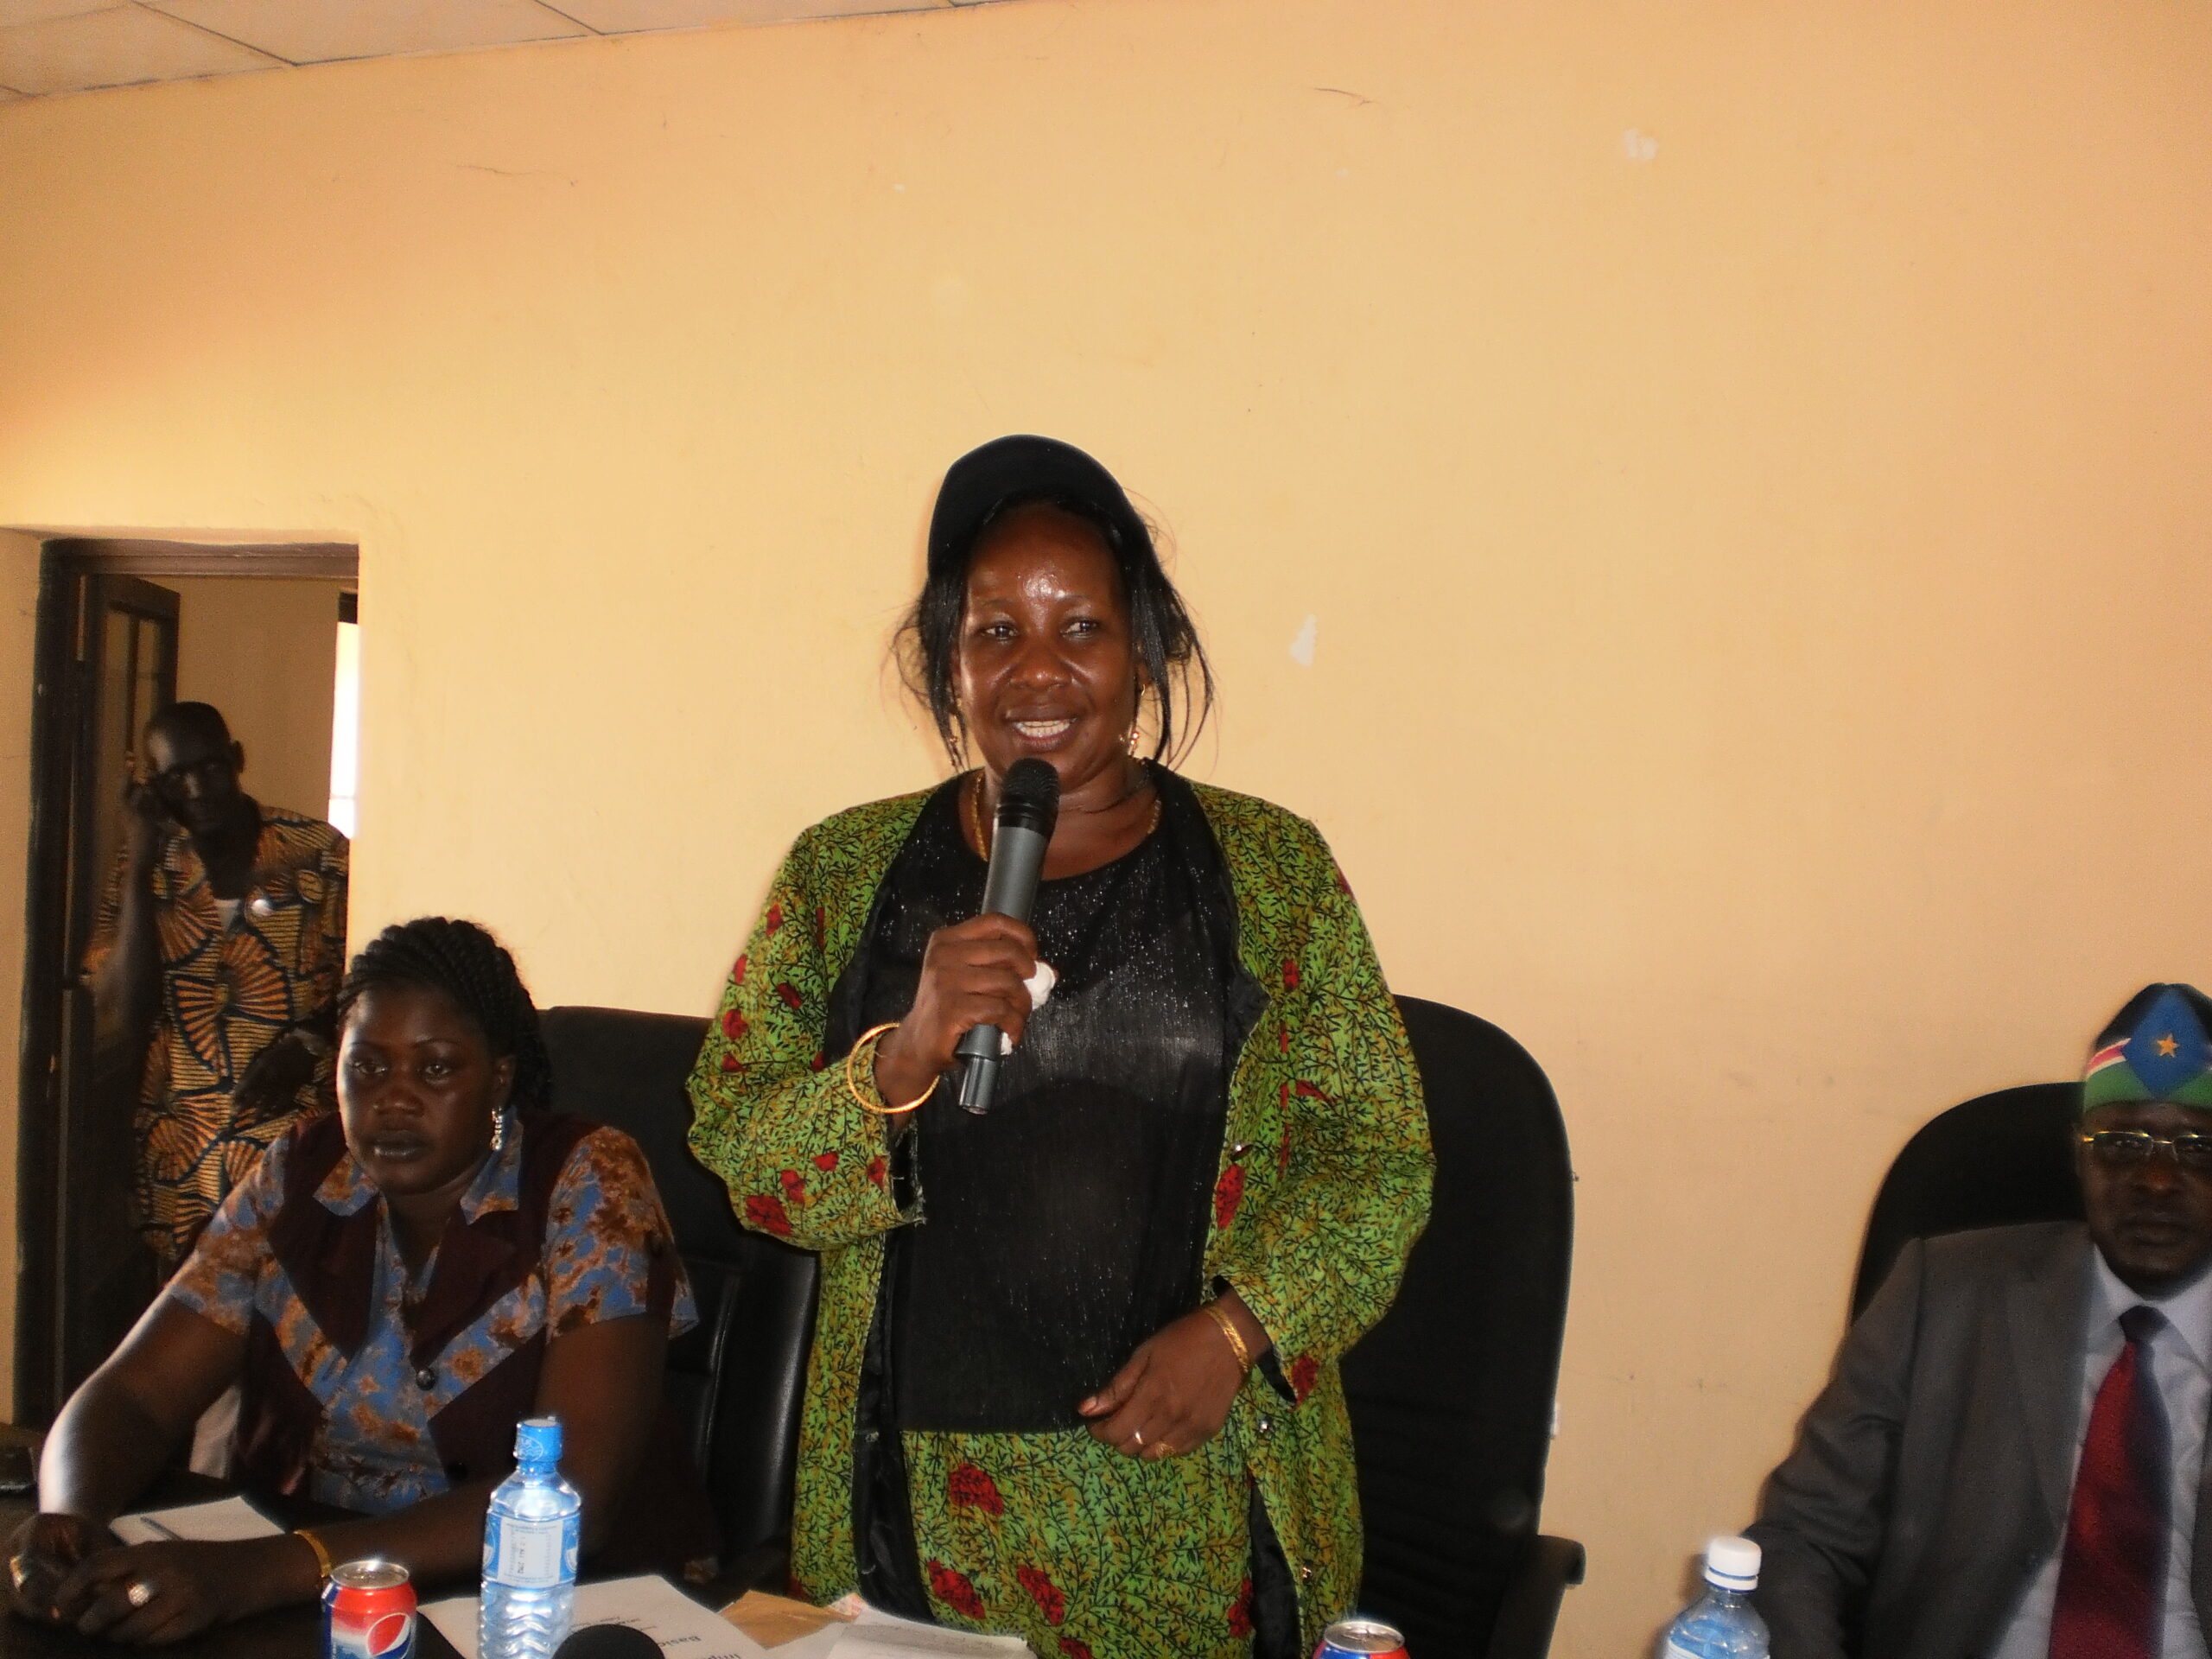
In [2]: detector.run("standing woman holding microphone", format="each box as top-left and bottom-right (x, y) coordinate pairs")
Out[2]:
(688, 436), (1431, 1659)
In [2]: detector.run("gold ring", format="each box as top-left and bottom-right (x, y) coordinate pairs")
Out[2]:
(126, 1580), (156, 1609)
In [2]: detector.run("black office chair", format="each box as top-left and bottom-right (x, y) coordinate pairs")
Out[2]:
(1849, 1081), (2081, 1319)
(1341, 996), (1582, 1659)
(544, 996), (1585, 1653)
(542, 1005), (817, 1575)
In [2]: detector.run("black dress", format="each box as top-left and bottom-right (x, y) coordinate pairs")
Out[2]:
(861, 775), (1236, 1432)
(826, 769), (1294, 1652)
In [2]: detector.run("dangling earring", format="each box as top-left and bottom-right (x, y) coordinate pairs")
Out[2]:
(489, 1109), (510, 1154)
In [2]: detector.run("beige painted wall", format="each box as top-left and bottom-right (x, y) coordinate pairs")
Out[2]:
(0, 531), (38, 1421)
(1, 0), (2209, 1646)
(165, 576), (346, 828)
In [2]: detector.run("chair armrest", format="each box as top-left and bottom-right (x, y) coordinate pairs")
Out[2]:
(1485, 1534), (1586, 1659)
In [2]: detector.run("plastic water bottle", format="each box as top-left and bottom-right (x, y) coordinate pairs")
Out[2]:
(479, 1415), (581, 1659)
(1662, 1535), (1770, 1658)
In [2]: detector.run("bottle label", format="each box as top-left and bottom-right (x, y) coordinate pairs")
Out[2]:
(485, 1513), (577, 1588)
(1664, 1643), (1700, 1659)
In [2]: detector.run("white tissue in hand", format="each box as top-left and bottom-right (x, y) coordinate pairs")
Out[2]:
(1025, 961), (1058, 1009)
(999, 961), (1058, 1055)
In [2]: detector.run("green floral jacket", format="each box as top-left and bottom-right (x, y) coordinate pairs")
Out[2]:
(687, 778), (1432, 1649)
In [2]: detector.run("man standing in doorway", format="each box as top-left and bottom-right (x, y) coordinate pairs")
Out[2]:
(84, 700), (349, 1274)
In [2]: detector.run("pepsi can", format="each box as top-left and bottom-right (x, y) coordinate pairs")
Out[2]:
(1315, 1617), (1409, 1658)
(322, 1558), (416, 1658)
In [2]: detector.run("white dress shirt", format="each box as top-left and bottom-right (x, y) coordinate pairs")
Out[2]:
(1991, 1251), (2212, 1659)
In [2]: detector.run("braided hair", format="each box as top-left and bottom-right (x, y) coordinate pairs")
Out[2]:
(336, 918), (552, 1110)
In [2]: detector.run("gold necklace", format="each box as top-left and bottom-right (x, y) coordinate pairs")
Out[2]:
(969, 769), (1160, 858)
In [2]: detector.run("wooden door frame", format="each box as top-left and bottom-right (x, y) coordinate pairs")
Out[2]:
(14, 538), (358, 1421)
(44, 540), (358, 581)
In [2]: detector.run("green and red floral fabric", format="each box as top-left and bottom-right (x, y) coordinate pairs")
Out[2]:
(688, 777), (1431, 1658)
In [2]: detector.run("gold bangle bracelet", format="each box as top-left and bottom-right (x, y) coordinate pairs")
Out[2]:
(295, 1527), (334, 1587)
(845, 1022), (939, 1116)
(1204, 1299), (1254, 1371)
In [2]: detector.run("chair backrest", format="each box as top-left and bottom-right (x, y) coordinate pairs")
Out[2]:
(1850, 1081), (2082, 1319)
(1342, 996), (1574, 1659)
(540, 993), (1577, 1645)
(541, 1006), (817, 1564)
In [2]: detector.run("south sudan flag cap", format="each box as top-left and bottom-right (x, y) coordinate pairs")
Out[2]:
(2082, 982), (2212, 1112)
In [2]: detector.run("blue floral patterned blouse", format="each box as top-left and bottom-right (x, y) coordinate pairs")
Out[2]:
(168, 1121), (696, 1514)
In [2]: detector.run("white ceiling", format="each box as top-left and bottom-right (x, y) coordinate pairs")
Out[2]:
(0, 0), (1005, 100)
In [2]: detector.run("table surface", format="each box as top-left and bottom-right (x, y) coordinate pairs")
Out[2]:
(0, 1427), (753, 1659)
(0, 1467), (467, 1658)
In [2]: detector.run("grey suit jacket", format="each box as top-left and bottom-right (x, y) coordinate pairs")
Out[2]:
(1747, 1222), (2212, 1659)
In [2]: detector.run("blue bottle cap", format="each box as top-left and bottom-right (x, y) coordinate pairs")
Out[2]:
(514, 1415), (562, 1463)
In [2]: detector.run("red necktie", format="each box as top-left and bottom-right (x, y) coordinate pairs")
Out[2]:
(2050, 1305), (2171, 1659)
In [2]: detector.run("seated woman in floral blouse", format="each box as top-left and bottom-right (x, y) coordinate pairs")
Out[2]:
(3, 917), (699, 1646)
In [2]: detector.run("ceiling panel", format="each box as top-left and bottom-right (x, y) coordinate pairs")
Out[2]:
(0, 0), (111, 26)
(549, 0), (943, 29)
(0, 5), (274, 95)
(146, 0), (589, 66)
(0, 0), (1018, 100)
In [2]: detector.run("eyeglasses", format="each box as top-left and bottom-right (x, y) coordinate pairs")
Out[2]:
(2080, 1129), (2212, 1172)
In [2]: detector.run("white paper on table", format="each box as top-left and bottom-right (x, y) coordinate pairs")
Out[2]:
(423, 1573), (766, 1659)
(831, 1607), (1033, 1658)
(111, 1495), (284, 1546)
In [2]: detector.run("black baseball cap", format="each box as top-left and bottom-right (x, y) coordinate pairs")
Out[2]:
(925, 435), (1152, 581)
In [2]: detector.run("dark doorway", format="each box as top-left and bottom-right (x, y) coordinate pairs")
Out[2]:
(16, 539), (357, 1421)
(21, 568), (180, 1419)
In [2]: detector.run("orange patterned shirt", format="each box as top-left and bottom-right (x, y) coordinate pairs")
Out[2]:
(85, 804), (348, 1266)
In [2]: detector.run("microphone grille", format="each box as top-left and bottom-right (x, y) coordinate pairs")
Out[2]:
(999, 758), (1062, 821)
(552, 1625), (664, 1659)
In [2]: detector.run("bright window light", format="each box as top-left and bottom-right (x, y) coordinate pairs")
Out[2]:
(328, 617), (359, 837)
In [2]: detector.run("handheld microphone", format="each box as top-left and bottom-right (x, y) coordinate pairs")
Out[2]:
(553, 1625), (663, 1658)
(954, 757), (1061, 1114)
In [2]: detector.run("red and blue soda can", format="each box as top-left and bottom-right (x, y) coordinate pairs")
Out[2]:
(1314, 1617), (1409, 1659)
(322, 1559), (416, 1659)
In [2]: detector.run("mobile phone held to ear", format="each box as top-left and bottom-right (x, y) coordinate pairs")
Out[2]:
(0, 1440), (36, 1496)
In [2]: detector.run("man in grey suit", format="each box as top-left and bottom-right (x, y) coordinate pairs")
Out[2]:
(1749, 983), (2212, 1659)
